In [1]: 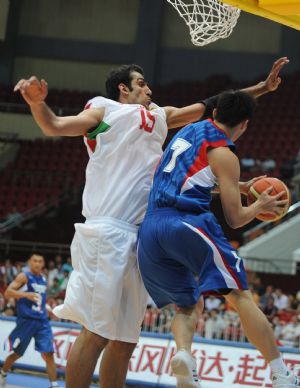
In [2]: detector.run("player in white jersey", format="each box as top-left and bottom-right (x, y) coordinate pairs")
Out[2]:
(14, 58), (288, 388)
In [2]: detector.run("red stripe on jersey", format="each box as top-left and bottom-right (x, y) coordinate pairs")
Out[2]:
(85, 137), (96, 152)
(182, 139), (228, 187)
(84, 102), (92, 110)
(83, 102), (94, 151)
(197, 226), (243, 289)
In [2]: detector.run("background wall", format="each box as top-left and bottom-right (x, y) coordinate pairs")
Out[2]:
(0, 0), (299, 89)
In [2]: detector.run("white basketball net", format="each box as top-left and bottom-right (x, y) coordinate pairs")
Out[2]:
(166, 0), (241, 46)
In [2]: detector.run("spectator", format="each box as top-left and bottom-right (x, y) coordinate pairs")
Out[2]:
(5, 206), (23, 226)
(54, 255), (63, 275)
(59, 269), (70, 292)
(47, 260), (59, 288)
(240, 155), (257, 172)
(260, 156), (276, 172)
(273, 288), (289, 310)
(48, 278), (61, 298)
(249, 284), (260, 305)
(279, 315), (300, 346)
(204, 309), (227, 339)
(260, 285), (274, 308)
(0, 259), (17, 285)
(263, 296), (278, 322)
(252, 277), (265, 296)
(62, 257), (73, 273)
(205, 295), (222, 311)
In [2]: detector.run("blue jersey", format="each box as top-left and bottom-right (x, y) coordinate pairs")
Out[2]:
(16, 271), (48, 320)
(148, 119), (235, 213)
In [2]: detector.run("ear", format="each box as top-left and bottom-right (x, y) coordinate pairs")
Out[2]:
(212, 108), (217, 118)
(118, 83), (129, 97)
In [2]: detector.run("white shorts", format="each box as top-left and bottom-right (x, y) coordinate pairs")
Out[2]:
(53, 217), (148, 343)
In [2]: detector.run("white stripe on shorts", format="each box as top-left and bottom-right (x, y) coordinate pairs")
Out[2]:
(182, 221), (238, 289)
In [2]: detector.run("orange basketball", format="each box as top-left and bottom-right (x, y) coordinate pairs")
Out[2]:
(247, 177), (291, 222)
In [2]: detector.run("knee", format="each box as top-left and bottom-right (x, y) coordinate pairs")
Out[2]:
(41, 352), (54, 362)
(176, 305), (198, 316)
(82, 328), (109, 350)
(226, 289), (253, 307)
(107, 341), (136, 359)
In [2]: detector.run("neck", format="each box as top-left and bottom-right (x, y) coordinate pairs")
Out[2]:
(213, 119), (231, 137)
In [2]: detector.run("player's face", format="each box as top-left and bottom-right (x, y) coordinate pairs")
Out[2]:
(29, 255), (44, 274)
(127, 72), (152, 108)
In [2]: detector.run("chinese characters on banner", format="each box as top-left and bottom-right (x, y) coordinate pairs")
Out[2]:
(0, 318), (299, 388)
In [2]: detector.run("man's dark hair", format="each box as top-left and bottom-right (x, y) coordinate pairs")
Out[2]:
(105, 64), (144, 101)
(215, 90), (257, 128)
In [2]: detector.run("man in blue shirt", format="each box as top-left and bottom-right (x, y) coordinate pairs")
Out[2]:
(138, 91), (299, 388)
(0, 254), (59, 388)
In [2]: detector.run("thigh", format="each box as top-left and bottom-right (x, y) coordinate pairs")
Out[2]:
(9, 318), (36, 356)
(34, 320), (54, 353)
(138, 216), (200, 308)
(182, 213), (248, 294)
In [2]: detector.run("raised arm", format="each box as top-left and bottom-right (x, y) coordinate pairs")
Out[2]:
(208, 147), (287, 229)
(163, 57), (289, 129)
(164, 103), (206, 129)
(241, 57), (289, 98)
(14, 77), (104, 137)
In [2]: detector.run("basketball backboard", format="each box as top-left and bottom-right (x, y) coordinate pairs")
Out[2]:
(221, 0), (300, 30)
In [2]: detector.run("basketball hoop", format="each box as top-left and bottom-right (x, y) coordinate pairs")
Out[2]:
(166, 0), (241, 47)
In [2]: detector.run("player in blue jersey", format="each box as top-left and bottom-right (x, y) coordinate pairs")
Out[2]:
(0, 254), (59, 388)
(138, 91), (300, 388)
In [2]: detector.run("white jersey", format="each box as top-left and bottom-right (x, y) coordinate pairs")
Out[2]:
(82, 97), (168, 224)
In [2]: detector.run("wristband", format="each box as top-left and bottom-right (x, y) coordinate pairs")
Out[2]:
(199, 94), (219, 119)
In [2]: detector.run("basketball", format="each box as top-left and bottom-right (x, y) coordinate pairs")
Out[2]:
(247, 177), (291, 222)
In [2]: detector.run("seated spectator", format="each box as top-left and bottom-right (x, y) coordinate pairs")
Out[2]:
(279, 316), (300, 346)
(204, 309), (227, 339)
(273, 288), (288, 311)
(59, 269), (70, 292)
(54, 255), (63, 274)
(263, 296), (278, 322)
(260, 285), (274, 309)
(249, 284), (260, 305)
(5, 206), (23, 226)
(0, 259), (17, 285)
(240, 155), (257, 172)
(47, 259), (59, 287)
(47, 277), (61, 298)
(205, 295), (222, 311)
(62, 257), (73, 273)
(252, 276), (265, 296)
(260, 156), (276, 172)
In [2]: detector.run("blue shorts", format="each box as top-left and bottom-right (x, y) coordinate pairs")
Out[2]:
(138, 208), (248, 308)
(8, 317), (54, 356)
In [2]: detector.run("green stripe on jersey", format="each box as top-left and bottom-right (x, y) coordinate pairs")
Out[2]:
(87, 121), (110, 140)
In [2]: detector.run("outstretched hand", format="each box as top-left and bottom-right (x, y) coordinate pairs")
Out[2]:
(264, 57), (289, 92)
(14, 76), (48, 106)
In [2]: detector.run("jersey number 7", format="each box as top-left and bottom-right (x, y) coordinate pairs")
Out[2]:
(163, 138), (192, 173)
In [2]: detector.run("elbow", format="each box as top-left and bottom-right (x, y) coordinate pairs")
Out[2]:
(226, 217), (241, 230)
(4, 289), (10, 299)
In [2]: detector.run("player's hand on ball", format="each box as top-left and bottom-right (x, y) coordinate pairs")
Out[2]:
(264, 57), (289, 92)
(257, 186), (289, 215)
(240, 175), (267, 196)
(14, 76), (48, 106)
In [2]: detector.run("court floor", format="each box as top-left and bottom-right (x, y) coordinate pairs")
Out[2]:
(4, 371), (98, 388)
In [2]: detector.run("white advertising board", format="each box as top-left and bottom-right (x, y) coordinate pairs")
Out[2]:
(0, 317), (299, 387)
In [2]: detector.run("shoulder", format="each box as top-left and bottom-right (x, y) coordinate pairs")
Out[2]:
(15, 271), (28, 284)
(150, 102), (167, 119)
(84, 96), (121, 110)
